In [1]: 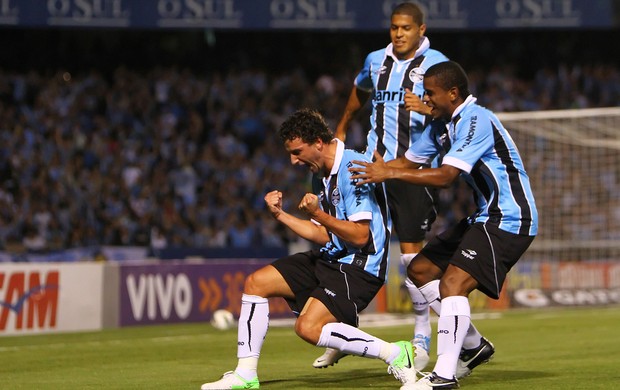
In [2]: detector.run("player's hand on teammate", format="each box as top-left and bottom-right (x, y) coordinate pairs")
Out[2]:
(298, 193), (320, 217)
(264, 190), (283, 218)
(404, 88), (431, 116)
(350, 151), (390, 185)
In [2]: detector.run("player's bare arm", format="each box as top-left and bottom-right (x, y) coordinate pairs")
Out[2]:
(335, 86), (371, 142)
(265, 190), (330, 245)
(349, 152), (419, 184)
(404, 88), (432, 116)
(350, 155), (461, 188)
(299, 193), (370, 248)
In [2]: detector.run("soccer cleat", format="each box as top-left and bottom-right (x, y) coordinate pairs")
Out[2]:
(401, 372), (459, 389)
(312, 347), (348, 368)
(200, 371), (260, 389)
(412, 334), (431, 371)
(387, 341), (417, 387)
(456, 337), (495, 379)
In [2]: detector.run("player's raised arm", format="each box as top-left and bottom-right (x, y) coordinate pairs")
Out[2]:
(335, 86), (370, 142)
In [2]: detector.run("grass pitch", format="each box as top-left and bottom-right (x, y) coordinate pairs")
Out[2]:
(1, 306), (619, 389)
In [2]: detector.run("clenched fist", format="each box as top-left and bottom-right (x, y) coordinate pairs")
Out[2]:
(298, 193), (320, 217)
(264, 190), (283, 218)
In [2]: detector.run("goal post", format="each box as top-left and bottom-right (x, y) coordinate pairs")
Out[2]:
(498, 107), (620, 262)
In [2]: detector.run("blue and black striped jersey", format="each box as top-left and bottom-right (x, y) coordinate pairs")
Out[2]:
(355, 37), (449, 161)
(312, 140), (392, 281)
(405, 96), (538, 236)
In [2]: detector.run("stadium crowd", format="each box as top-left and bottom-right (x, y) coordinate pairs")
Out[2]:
(0, 44), (618, 255)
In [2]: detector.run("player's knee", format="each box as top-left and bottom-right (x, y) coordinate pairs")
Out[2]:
(294, 317), (320, 344)
(439, 270), (477, 297)
(243, 271), (267, 296)
(407, 258), (441, 287)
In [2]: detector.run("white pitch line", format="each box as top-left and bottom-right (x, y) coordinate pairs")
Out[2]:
(0, 333), (213, 352)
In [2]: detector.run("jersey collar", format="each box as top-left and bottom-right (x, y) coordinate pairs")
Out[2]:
(328, 139), (345, 177)
(322, 139), (344, 190)
(451, 95), (478, 122)
(386, 36), (430, 63)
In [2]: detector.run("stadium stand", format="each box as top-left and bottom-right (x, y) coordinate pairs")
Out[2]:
(0, 30), (618, 256)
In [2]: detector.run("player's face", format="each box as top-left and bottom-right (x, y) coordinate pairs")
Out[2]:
(390, 14), (426, 60)
(284, 137), (323, 173)
(423, 76), (456, 121)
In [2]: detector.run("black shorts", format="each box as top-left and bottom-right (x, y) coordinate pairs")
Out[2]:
(385, 178), (438, 243)
(271, 250), (384, 327)
(420, 219), (535, 299)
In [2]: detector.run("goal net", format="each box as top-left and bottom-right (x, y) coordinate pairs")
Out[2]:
(384, 107), (620, 313)
(498, 107), (620, 262)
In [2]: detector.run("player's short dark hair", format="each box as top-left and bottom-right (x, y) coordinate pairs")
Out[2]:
(278, 108), (333, 145)
(392, 2), (424, 25)
(425, 61), (471, 99)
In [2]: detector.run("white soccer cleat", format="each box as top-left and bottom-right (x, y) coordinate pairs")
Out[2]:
(412, 334), (431, 371)
(312, 347), (348, 368)
(200, 371), (259, 389)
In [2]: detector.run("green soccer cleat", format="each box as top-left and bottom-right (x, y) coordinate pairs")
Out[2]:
(387, 340), (417, 387)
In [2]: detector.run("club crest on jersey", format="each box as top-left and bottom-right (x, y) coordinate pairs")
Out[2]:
(331, 187), (341, 206)
(409, 67), (425, 83)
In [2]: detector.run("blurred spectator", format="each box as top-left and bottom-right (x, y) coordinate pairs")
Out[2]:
(0, 35), (617, 254)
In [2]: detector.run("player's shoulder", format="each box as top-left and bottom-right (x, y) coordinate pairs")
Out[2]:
(340, 149), (370, 181)
(342, 148), (370, 164)
(423, 49), (450, 67)
(463, 101), (495, 120)
(365, 47), (388, 61)
(457, 103), (497, 133)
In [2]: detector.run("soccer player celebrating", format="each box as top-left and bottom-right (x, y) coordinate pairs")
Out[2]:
(316, 2), (449, 371)
(200, 109), (417, 389)
(350, 61), (538, 389)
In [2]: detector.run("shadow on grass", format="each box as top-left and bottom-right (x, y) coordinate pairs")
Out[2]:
(262, 367), (556, 389)
(462, 369), (556, 385)
(262, 367), (403, 389)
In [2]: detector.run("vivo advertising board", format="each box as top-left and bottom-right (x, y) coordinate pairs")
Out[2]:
(119, 260), (293, 326)
(0, 0), (614, 30)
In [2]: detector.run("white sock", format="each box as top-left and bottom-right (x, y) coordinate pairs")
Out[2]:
(316, 322), (400, 363)
(235, 294), (269, 380)
(420, 279), (483, 350)
(401, 254), (431, 342)
(434, 296), (471, 379)
(419, 279), (441, 314)
(461, 321), (484, 350)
